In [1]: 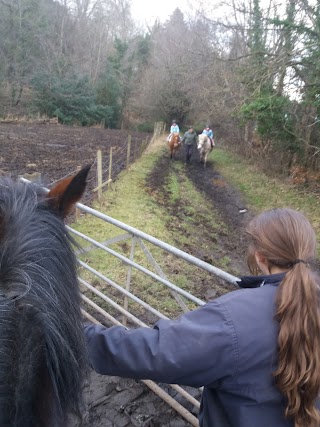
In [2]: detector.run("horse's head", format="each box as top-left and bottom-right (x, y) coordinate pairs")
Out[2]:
(0, 166), (91, 427)
(171, 133), (180, 145)
(198, 134), (206, 150)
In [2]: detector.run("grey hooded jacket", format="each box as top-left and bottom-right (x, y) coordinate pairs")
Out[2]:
(84, 273), (296, 427)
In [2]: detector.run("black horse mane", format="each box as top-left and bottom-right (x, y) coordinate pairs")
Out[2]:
(0, 179), (87, 427)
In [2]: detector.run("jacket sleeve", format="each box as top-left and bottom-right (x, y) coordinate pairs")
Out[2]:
(84, 300), (238, 388)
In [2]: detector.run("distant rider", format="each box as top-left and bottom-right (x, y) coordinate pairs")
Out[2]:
(167, 120), (181, 143)
(202, 125), (214, 148)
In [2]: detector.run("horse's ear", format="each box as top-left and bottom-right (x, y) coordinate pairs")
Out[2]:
(47, 165), (91, 217)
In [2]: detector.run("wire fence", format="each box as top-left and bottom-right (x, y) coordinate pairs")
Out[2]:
(93, 122), (166, 202)
(93, 134), (151, 201)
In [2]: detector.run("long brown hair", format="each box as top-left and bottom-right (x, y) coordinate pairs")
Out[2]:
(246, 208), (320, 427)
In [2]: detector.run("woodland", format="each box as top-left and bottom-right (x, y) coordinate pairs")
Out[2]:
(0, 0), (320, 178)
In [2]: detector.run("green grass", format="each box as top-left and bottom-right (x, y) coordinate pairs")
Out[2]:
(213, 148), (320, 237)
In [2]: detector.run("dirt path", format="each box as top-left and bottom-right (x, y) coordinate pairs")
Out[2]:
(184, 150), (253, 276)
(147, 144), (253, 281)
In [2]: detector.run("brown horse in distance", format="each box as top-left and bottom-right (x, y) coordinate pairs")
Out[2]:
(168, 133), (181, 160)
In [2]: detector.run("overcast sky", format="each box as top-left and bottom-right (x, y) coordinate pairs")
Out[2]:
(131, 0), (192, 25)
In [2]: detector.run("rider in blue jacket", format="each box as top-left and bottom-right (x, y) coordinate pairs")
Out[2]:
(84, 208), (320, 427)
(170, 121), (180, 134)
(167, 120), (180, 142)
(202, 125), (214, 147)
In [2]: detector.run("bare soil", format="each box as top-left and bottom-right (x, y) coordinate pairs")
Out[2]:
(0, 122), (149, 205)
(0, 124), (252, 426)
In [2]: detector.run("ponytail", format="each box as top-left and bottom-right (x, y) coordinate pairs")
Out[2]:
(274, 264), (320, 427)
(246, 208), (320, 426)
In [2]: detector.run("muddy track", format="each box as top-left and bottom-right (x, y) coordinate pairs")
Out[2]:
(147, 146), (253, 280)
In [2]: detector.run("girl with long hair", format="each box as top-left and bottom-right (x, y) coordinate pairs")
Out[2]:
(85, 208), (320, 427)
(247, 208), (320, 427)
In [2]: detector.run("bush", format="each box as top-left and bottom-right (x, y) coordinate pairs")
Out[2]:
(31, 74), (117, 127)
(95, 66), (121, 127)
(137, 122), (154, 133)
(239, 92), (299, 152)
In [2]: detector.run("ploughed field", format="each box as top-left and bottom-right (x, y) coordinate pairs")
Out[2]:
(0, 122), (149, 205)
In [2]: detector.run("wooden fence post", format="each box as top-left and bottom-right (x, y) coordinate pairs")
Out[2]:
(133, 139), (137, 160)
(108, 147), (113, 189)
(97, 149), (103, 202)
(126, 134), (131, 170)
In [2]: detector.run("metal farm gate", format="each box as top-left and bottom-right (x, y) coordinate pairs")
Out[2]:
(21, 178), (239, 427)
(72, 202), (240, 426)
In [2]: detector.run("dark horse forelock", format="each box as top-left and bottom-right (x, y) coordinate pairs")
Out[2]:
(0, 179), (87, 427)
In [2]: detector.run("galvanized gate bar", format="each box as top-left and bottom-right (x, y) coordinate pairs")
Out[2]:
(123, 236), (137, 325)
(78, 260), (169, 320)
(75, 233), (132, 255)
(70, 227), (205, 306)
(72, 202), (240, 285)
(137, 238), (190, 313)
(81, 294), (124, 327)
(79, 278), (148, 326)
(143, 380), (199, 426)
